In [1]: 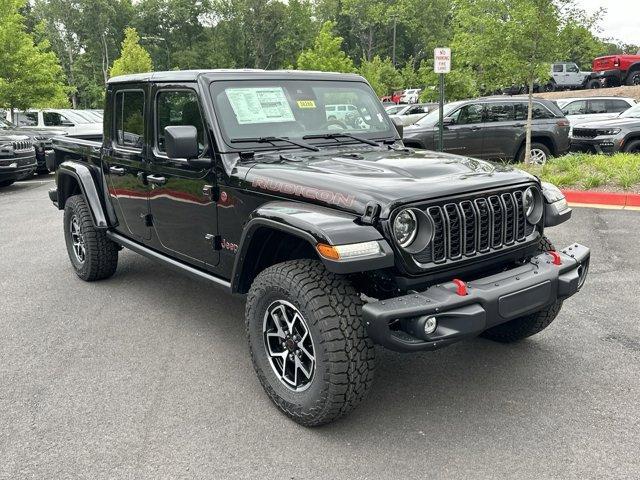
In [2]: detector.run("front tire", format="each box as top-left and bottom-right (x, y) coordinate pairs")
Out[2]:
(481, 236), (563, 343)
(0, 179), (15, 187)
(63, 195), (118, 281)
(624, 139), (640, 153)
(246, 260), (375, 426)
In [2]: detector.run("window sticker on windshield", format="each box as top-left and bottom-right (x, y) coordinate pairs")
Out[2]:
(296, 100), (316, 109)
(225, 87), (295, 124)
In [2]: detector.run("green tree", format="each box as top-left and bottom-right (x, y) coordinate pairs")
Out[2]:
(454, 0), (563, 163)
(110, 27), (153, 77)
(297, 21), (355, 73)
(358, 55), (402, 96)
(0, 0), (68, 114)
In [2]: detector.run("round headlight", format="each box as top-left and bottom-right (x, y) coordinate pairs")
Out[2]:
(523, 187), (543, 224)
(393, 209), (418, 248)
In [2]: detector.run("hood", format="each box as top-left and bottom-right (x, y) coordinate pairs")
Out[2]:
(242, 147), (537, 217)
(575, 117), (640, 129)
(0, 132), (30, 142)
(0, 126), (65, 141)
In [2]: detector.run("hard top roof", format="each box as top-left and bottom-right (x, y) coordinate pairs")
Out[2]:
(107, 69), (365, 84)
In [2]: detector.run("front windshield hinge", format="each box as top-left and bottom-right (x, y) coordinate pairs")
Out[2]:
(360, 202), (381, 226)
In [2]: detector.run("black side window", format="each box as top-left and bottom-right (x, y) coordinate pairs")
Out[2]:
(485, 103), (515, 122)
(587, 100), (607, 114)
(514, 103), (528, 120)
(115, 91), (145, 149)
(156, 90), (206, 154)
(532, 103), (555, 119)
(607, 100), (631, 113)
(16, 112), (38, 126)
(566, 64), (579, 73)
(455, 104), (484, 125)
(562, 100), (587, 115)
(553, 64), (563, 73)
(43, 112), (63, 126)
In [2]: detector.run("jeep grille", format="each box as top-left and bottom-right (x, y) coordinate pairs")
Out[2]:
(12, 140), (33, 152)
(412, 186), (538, 265)
(572, 128), (598, 139)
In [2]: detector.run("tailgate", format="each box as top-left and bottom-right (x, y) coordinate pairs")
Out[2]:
(593, 56), (616, 71)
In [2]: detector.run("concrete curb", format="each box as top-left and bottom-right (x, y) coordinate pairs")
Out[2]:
(562, 189), (640, 210)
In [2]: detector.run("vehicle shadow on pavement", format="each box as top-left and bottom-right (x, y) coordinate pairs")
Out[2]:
(114, 251), (566, 435)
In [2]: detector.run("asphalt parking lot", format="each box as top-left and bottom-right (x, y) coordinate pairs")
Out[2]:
(1, 176), (639, 480)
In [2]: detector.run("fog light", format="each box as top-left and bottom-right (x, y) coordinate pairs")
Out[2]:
(424, 316), (437, 335)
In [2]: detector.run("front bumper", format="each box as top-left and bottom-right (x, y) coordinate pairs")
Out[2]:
(570, 136), (622, 154)
(0, 153), (37, 181)
(363, 244), (590, 352)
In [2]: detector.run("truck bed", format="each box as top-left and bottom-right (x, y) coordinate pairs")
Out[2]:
(49, 135), (103, 171)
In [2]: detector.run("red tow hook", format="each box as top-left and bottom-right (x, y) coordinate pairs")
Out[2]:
(452, 279), (468, 296)
(549, 251), (562, 266)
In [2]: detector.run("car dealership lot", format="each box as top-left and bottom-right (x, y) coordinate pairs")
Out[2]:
(1, 177), (639, 480)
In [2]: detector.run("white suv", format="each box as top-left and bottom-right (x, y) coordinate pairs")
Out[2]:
(399, 89), (421, 104)
(5, 109), (102, 140)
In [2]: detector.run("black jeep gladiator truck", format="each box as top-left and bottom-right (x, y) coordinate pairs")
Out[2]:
(49, 70), (590, 426)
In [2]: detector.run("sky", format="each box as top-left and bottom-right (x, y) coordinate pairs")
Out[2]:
(574, 0), (640, 47)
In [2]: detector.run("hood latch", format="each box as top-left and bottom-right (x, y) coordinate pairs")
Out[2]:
(360, 202), (381, 225)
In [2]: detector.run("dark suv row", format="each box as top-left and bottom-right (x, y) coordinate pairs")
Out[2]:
(402, 97), (570, 164)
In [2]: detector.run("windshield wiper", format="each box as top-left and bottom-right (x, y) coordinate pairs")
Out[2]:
(230, 136), (319, 152)
(302, 132), (381, 147)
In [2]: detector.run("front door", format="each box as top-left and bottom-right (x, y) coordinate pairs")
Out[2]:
(105, 87), (151, 240)
(482, 102), (518, 160)
(147, 85), (219, 268)
(444, 103), (486, 157)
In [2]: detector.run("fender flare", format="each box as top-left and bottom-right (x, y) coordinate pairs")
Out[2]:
(56, 161), (111, 229)
(230, 201), (394, 293)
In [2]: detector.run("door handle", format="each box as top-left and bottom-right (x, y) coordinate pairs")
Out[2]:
(109, 166), (125, 176)
(514, 123), (525, 127)
(146, 175), (167, 186)
(470, 126), (481, 131)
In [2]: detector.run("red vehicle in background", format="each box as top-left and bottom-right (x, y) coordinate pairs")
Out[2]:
(592, 53), (640, 87)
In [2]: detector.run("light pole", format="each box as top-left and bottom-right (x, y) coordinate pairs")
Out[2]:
(141, 35), (170, 70)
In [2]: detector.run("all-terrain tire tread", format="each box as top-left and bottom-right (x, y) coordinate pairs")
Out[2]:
(246, 259), (375, 427)
(65, 195), (118, 281)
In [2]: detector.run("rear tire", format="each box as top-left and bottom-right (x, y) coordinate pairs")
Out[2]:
(481, 236), (563, 343)
(63, 195), (118, 281)
(0, 180), (15, 187)
(517, 142), (551, 165)
(246, 259), (375, 426)
(587, 79), (601, 89)
(626, 70), (640, 86)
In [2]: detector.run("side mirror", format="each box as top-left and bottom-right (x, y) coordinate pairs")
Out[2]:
(442, 117), (455, 127)
(165, 125), (200, 160)
(391, 116), (404, 138)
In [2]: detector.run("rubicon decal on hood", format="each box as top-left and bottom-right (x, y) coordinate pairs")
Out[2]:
(251, 177), (355, 208)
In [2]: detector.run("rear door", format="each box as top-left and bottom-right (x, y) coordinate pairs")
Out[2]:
(104, 86), (152, 240)
(147, 84), (219, 268)
(552, 64), (567, 86)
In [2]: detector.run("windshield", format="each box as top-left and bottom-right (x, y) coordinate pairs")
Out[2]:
(412, 102), (463, 127)
(385, 105), (403, 115)
(210, 79), (395, 150)
(620, 104), (640, 118)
